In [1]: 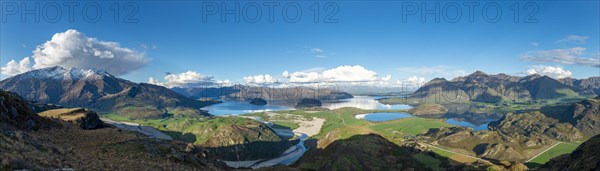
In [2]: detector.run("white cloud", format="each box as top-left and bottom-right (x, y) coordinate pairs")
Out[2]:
(556, 35), (589, 44)
(524, 65), (572, 79)
(215, 79), (232, 86)
(381, 75), (392, 81)
(309, 48), (332, 58)
(405, 76), (426, 84)
(397, 65), (468, 79)
(521, 47), (599, 68)
(243, 74), (278, 84)
(148, 71), (214, 88)
(531, 42), (539, 47)
(32, 29), (149, 75)
(1, 57), (32, 77)
(310, 48), (324, 53)
(285, 65), (379, 83)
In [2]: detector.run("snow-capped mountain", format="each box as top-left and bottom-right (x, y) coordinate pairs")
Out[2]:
(16, 66), (112, 81)
(0, 66), (215, 118)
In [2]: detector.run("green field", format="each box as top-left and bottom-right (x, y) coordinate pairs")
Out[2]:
(527, 142), (581, 167)
(271, 120), (300, 129)
(369, 118), (454, 136)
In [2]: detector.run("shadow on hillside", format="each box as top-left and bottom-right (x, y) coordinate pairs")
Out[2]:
(162, 130), (197, 143)
(202, 139), (301, 161)
(293, 133), (479, 170)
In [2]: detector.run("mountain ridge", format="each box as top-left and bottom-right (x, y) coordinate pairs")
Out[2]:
(410, 71), (598, 103)
(0, 66), (215, 119)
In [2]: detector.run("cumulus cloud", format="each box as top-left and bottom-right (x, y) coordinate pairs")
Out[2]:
(405, 76), (426, 84)
(284, 65), (379, 83)
(148, 71), (214, 88)
(524, 65), (572, 79)
(31, 29), (149, 75)
(1, 57), (32, 77)
(397, 65), (468, 79)
(556, 35), (589, 44)
(243, 74), (278, 84)
(521, 47), (599, 68)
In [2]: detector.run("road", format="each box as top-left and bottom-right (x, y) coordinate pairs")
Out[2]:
(424, 143), (492, 164)
(526, 142), (561, 162)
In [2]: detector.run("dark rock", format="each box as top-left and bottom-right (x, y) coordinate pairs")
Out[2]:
(249, 98), (267, 105)
(295, 98), (322, 108)
(38, 108), (103, 130)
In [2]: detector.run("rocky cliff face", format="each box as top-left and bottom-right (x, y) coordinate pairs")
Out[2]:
(538, 134), (600, 171)
(0, 67), (215, 119)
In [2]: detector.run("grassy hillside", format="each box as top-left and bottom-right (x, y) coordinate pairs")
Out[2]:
(101, 114), (287, 160)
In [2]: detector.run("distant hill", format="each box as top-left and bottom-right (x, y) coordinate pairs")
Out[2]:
(0, 66), (215, 119)
(411, 71), (592, 103)
(172, 85), (353, 101)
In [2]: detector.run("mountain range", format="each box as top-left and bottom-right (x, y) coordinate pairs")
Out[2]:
(0, 66), (215, 119)
(171, 84), (354, 101)
(410, 71), (599, 103)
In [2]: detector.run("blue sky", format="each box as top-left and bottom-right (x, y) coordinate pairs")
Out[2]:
(1, 1), (599, 87)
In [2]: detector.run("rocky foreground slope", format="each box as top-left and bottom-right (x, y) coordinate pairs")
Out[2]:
(297, 134), (429, 170)
(0, 90), (226, 170)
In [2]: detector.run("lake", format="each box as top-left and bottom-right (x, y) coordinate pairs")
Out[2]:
(202, 101), (292, 115)
(355, 112), (413, 122)
(204, 96), (498, 130)
(322, 96), (413, 110)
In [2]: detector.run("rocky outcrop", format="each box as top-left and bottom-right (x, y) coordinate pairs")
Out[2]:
(538, 134), (600, 170)
(489, 112), (584, 141)
(295, 98), (323, 108)
(38, 108), (103, 130)
(409, 103), (448, 115)
(565, 98), (600, 137)
(249, 98), (267, 105)
(422, 126), (552, 161)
